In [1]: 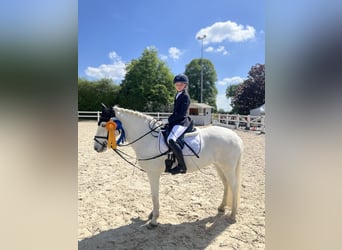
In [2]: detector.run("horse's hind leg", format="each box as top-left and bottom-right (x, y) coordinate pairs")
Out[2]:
(228, 156), (242, 221)
(146, 171), (161, 227)
(228, 172), (238, 221)
(215, 165), (229, 213)
(216, 158), (241, 221)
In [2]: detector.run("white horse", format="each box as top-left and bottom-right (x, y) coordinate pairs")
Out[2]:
(93, 106), (243, 227)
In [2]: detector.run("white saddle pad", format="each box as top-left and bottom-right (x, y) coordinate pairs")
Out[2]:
(158, 129), (202, 156)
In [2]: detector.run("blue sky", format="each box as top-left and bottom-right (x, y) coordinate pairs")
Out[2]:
(78, 0), (264, 111)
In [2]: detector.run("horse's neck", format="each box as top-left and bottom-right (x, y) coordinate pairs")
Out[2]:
(115, 108), (159, 157)
(115, 108), (153, 142)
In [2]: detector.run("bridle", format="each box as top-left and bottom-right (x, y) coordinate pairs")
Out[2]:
(94, 114), (170, 171)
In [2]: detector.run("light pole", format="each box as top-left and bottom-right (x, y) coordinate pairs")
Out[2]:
(197, 34), (206, 103)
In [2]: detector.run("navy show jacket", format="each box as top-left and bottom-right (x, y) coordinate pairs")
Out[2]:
(168, 90), (191, 128)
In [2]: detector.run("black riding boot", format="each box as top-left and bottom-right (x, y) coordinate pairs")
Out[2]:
(168, 139), (187, 175)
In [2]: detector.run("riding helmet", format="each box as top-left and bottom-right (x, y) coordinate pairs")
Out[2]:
(173, 74), (189, 84)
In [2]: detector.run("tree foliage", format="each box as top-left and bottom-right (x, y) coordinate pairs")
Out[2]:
(225, 84), (240, 114)
(226, 84), (239, 98)
(118, 47), (174, 112)
(184, 58), (218, 109)
(229, 63), (265, 114)
(78, 78), (121, 111)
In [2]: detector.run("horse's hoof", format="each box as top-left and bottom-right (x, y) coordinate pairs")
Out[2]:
(146, 222), (158, 230)
(218, 207), (225, 213)
(228, 215), (236, 223)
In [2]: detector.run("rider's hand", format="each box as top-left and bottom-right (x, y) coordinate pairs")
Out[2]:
(161, 118), (168, 125)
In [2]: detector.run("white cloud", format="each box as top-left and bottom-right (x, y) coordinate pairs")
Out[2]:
(108, 51), (119, 60)
(85, 51), (126, 81)
(205, 46), (214, 52)
(216, 93), (232, 112)
(205, 45), (229, 55)
(217, 76), (245, 86)
(196, 20), (256, 45)
(216, 46), (225, 52)
(216, 46), (229, 55)
(160, 47), (184, 61)
(168, 47), (183, 60)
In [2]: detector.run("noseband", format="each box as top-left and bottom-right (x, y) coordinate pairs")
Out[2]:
(94, 134), (108, 148)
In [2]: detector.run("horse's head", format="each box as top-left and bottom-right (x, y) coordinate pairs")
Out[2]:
(93, 104), (116, 152)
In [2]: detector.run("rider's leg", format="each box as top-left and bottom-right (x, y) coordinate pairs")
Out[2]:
(168, 139), (186, 174)
(167, 125), (188, 175)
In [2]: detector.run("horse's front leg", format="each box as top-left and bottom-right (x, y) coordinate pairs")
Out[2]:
(146, 170), (161, 227)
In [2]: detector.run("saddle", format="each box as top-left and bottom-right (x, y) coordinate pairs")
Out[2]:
(162, 119), (193, 146)
(159, 120), (201, 156)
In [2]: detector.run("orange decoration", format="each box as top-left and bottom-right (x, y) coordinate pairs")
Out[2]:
(106, 121), (117, 149)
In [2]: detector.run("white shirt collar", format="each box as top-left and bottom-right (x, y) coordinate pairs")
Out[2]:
(176, 91), (183, 99)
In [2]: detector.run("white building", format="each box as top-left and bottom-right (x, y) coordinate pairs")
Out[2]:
(189, 103), (213, 126)
(249, 104), (265, 116)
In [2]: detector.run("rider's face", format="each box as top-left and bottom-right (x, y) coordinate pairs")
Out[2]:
(175, 82), (186, 92)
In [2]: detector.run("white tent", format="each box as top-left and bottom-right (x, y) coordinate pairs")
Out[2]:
(250, 104), (265, 116)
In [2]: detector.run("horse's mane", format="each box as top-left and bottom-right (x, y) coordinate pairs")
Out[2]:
(114, 106), (156, 122)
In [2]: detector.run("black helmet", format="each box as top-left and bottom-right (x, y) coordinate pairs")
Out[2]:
(173, 74), (188, 84)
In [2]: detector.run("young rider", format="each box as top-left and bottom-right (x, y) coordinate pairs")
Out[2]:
(167, 74), (192, 174)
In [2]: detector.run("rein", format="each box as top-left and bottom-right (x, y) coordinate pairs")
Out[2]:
(112, 148), (145, 172)
(118, 122), (163, 147)
(94, 120), (163, 147)
(112, 148), (170, 172)
(94, 120), (169, 172)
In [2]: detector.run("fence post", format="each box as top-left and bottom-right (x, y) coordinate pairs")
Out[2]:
(97, 111), (100, 122)
(235, 115), (240, 129)
(247, 115), (250, 130)
(261, 115), (265, 133)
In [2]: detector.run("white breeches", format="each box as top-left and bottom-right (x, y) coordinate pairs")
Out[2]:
(167, 125), (188, 142)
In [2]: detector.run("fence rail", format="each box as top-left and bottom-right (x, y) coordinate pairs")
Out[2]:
(78, 111), (265, 132)
(77, 111), (171, 121)
(212, 113), (265, 132)
(78, 111), (101, 120)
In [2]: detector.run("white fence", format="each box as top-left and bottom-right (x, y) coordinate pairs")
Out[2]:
(212, 113), (265, 132)
(78, 111), (101, 120)
(77, 111), (171, 121)
(78, 111), (265, 132)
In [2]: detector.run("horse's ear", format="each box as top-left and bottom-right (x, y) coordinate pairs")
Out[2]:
(101, 103), (108, 109)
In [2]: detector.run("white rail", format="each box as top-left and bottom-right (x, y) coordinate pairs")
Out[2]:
(212, 114), (265, 132)
(78, 111), (265, 132)
(78, 111), (101, 120)
(77, 111), (171, 121)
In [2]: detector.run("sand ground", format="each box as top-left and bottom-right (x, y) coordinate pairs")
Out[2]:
(78, 121), (265, 249)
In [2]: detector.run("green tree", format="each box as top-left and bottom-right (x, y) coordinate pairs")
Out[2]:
(226, 84), (239, 98)
(78, 78), (121, 110)
(225, 84), (240, 114)
(217, 108), (228, 114)
(184, 58), (218, 109)
(231, 63), (265, 114)
(118, 47), (174, 112)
